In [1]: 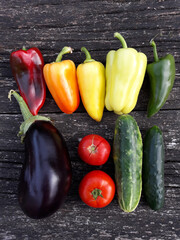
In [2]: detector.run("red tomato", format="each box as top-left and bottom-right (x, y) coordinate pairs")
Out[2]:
(79, 170), (115, 208)
(78, 134), (111, 165)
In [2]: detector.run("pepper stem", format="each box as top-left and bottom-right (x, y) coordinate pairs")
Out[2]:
(56, 46), (73, 62)
(8, 90), (33, 121)
(114, 32), (128, 48)
(22, 46), (27, 51)
(91, 188), (103, 200)
(81, 47), (95, 63)
(150, 40), (159, 62)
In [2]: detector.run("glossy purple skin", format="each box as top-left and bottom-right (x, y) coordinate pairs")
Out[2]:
(18, 121), (72, 219)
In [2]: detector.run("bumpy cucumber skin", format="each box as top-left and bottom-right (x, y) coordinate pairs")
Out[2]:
(143, 126), (165, 210)
(113, 115), (142, 212)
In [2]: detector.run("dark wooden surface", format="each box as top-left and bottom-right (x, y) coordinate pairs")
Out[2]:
(0, 0), (180, 239)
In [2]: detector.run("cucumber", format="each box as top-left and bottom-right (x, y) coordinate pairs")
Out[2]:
(143, 126), (165, 210)
(113, 114), (142, 212)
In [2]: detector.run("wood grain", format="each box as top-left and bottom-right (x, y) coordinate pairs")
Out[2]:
(0, 0), (179, 239)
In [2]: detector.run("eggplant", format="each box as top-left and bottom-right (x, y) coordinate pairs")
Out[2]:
(8, 90), (72, 219)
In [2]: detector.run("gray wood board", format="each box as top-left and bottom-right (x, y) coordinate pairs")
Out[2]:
(0, 0), (180, 239)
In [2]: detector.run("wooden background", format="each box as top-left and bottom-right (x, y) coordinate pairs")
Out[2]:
(0, 0), (180, 239)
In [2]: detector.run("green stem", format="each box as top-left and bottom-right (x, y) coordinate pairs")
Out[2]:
(81, 47), (95, 63)
(22, 46), (27, 51)
(8, 90), (33, 121)
(8, 90), (51, 141)
(150, 40), (159, 62)
(91, 188), (103, 200)
(55, 46), (73, 62)
(114, 32), (128, 48)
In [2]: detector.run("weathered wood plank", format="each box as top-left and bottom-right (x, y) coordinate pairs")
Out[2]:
(0, 160), (179, 203)
(0, 0), (179, 31)
(0, 75), (179, 114)
(0, 150), (179, 189)
(0, 0), (179, 68)
(0, 111), (179, 154)
(0, 196), (180, 240)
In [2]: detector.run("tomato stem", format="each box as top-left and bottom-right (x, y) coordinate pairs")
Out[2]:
(88, 144), (97, 155)
(91, 188), (103, 200)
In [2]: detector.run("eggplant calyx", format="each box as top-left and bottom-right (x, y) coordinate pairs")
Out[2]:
(18, 115), (51, 142)
(8, 90), (51, 142)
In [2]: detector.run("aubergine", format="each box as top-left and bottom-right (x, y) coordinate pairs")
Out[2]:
(9, 90), (72, 219)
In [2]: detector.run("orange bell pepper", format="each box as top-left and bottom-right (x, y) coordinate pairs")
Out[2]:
(43, 47), (80, 114)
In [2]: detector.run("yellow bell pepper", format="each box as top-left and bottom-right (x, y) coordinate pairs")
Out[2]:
(105, 32), (147, 114)
(77, 47), (105, 122)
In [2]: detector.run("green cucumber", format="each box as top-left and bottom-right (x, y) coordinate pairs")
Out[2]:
(113, 114), (142, 212)
(143, 126), (165, 210)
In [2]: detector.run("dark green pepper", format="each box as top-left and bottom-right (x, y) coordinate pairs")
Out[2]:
(147, 40), (176, 117)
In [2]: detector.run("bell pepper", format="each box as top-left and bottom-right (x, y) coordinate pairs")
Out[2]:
(43, 47), (80, 114)
(147, 40), (176, 117)
(105, 32), (147, 114)
(77, 47), (105, 122)
(10, 47), (46, 115)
